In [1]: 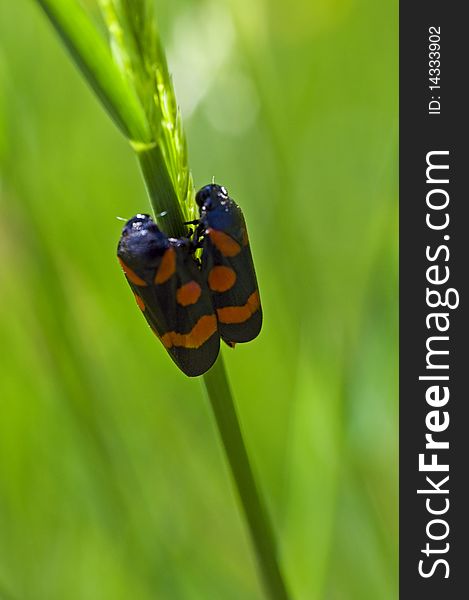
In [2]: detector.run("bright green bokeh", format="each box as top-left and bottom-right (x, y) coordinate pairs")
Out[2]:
(0, 1), (397, 598)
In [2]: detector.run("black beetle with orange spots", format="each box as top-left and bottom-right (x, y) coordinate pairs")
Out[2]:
(117, 214), (219, 377)
(195, 184), (262, 346)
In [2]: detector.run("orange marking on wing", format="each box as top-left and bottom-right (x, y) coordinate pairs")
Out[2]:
(176, 281), (202, 306)
(207, 228), (241, 257)
(134, 293), (145, 311)
(161, 314), (217, 349)
(154, 247), (176, 284)
(208, 266), (237, 292)
(118, 258), (147, 286)
(217, 290), (260, 324)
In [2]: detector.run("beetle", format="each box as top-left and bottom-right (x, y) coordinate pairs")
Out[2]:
(117, 214), (219, 377)
(195, 184), (262, 345)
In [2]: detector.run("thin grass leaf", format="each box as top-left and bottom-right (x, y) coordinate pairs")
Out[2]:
(33, 2), (291, 598)
(37, 0), (191, 235)
(36, 0), (150, 142)
(98, 0), (194, 223)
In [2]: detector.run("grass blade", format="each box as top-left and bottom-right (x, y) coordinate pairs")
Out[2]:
(36, 0), (150, 142)
(203, 357), (291, 600)
(34, 2), (290, 597)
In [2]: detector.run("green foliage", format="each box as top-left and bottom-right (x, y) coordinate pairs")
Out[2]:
(26, 3), (288, 599)
(97, 0), (193, 222)
(0, 0), (398, 598)
(36, 0), (191, 234)
(36, 0), (150, 141)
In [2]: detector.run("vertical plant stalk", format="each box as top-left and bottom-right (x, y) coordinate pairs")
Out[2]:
(135, 143), (187, 238)
(203, 358), (290, 600)
(35, 1), (290, 598)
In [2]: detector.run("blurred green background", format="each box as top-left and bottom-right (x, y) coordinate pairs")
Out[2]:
(0, 0), (397, 598)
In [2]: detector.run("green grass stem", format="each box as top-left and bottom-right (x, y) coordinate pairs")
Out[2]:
(34, 2), (290, 598)
(136, 143), (187, 238)
(203, 357), (290, 600)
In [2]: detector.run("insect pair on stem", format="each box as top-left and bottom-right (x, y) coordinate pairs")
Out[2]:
(117, 183), (262, 376)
